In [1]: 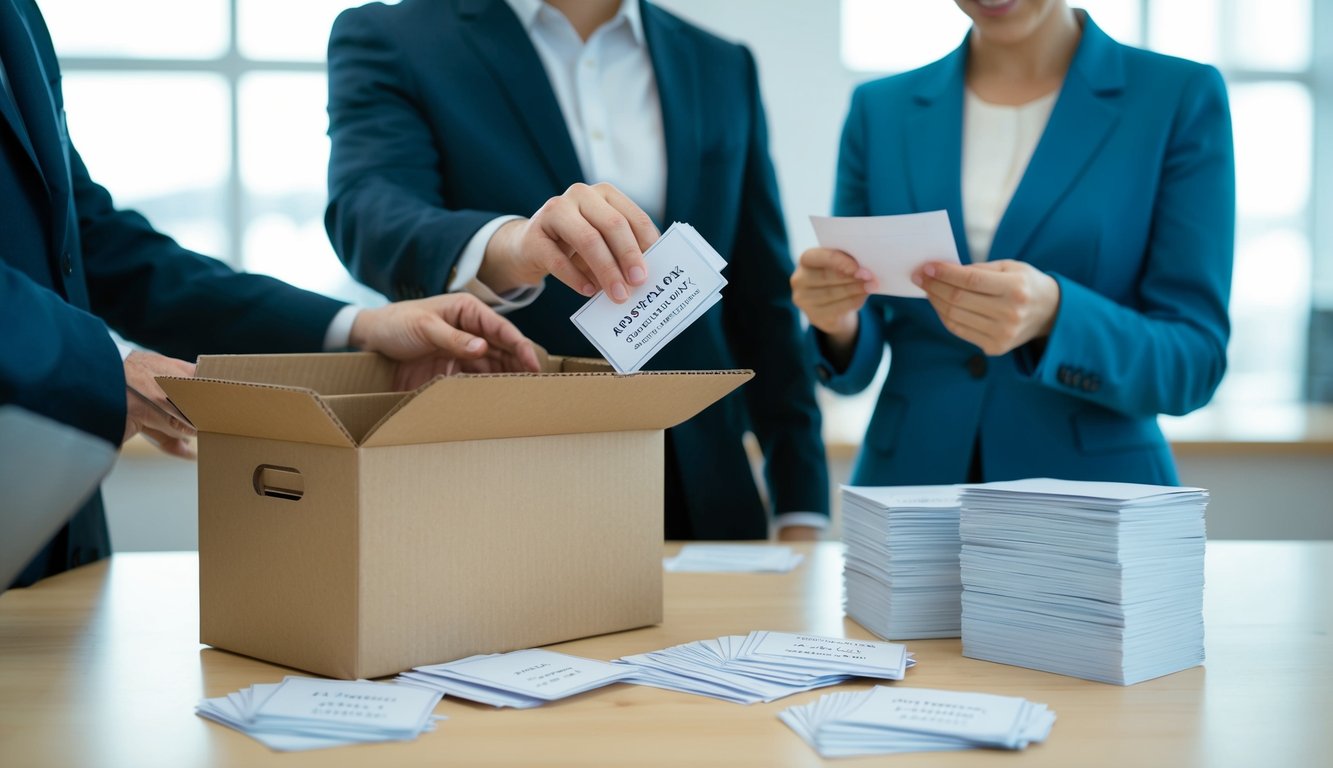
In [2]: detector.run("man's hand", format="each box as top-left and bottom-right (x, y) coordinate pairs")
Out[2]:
(790, 247), (877, 362)
(350, 293), (542, 390)
(912, 260), (1061, 357)
(123, 350), (196, 458)
(479, 182), (659, 303)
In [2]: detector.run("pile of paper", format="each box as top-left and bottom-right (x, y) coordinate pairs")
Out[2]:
(780, 686), (1054, 757)
(571, 222), (728, 374)
(615, 631), (913, 704)
(396, 648), (633, 708)
(664, 544), (804, 573)
(959, 478), (1208, 685)
(196, 677), (443, 751)
(841, 485), (962, 639)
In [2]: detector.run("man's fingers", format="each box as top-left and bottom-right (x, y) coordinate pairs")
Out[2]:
(419, 312), (487, 358)
(531, 236), (595, 296)
(597, 182), (660, 254)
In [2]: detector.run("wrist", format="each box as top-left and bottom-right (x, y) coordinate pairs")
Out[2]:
(478, 219), (530, 294)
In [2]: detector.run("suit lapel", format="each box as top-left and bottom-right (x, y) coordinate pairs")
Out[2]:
(457, 0), (583, 189)
(641, 1), (698, 226)
(988, 16), (1124, 264)
(905, 41), (971, 262)
(0, 0), (51, 194)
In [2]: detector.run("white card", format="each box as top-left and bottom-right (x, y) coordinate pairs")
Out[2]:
(834, 686), (1032, 744)
(809, 211), (961, 298)
(570, 222), (728, 374)
(745, 632), (908, 677)
(252, 677), (440, 735)
(440, 649), (632, 701)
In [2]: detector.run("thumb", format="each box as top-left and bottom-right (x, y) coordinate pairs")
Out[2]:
(420, 313), (487, 358)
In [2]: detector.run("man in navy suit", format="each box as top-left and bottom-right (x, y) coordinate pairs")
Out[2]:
(326, 0), (829, 540)
(1, 0), (540, 587)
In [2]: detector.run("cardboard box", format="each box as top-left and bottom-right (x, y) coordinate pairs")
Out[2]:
(159, 352), (749, 679)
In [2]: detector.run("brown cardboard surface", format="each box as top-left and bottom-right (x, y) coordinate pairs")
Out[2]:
(165, 352), (746, 679)
(197, 434), (361, 678)
(158, 378), (354, 448)
(361, 370), (752, 448)
(354, 432), (662, 677)
(196, 352), (396, 395)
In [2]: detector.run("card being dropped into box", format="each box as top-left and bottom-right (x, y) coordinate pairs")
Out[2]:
(571, 222), (727, 373)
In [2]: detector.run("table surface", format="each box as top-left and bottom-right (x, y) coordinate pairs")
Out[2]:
(1, 542), (1329, 768)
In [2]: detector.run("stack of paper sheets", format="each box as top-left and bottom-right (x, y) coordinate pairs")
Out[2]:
(614, 631), (913, 704)
(396, 648), (634, 708)
(959, 478), (1208, 685)
(841, 485), (963, 639)
(196, 677), (443, 751)
(664, 544), (804, 573)
(780, 686), (1054, 757)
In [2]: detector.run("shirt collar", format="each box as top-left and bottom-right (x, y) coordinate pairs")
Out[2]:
(504, 0), (644, 45)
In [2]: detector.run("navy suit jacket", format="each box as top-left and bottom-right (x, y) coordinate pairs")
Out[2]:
(1, 0), (345, 586)
(820, 16), (1234, 487)
(326, 0), (829, 537)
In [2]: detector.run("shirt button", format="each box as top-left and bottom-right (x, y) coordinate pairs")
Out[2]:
(584, 58), (596, 69)
(590, 129), (605, 142)
(816, 365), (831, 383)
(966, 354), (987, 379)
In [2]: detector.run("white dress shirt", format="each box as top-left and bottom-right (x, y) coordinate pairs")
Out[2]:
(961, 90), (1057, 263)
(448, 0), (667, 308)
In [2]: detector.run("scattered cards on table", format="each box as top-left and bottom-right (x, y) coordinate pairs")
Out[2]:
(615, 631), (914, 704)
(570, 222), (727, 374)
(780, 686), (1054, 758)
(396, 648), (633, 708)
(664, 544), (804, 573)
(196, 677), (443, 751)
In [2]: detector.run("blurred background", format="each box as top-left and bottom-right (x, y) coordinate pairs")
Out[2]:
(37, 0), (1332, 541)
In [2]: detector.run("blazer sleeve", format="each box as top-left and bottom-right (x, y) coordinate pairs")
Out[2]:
(722, 47), (829, 517)
(71, 137), (346, 361)
(1, 263), (125, 446)
(1017, 66), (1235, 417)
(816, 85), (888, 396)
(325, 7), (499, 301)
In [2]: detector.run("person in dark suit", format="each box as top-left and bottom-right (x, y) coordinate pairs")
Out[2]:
(791, 2), (1234, 487)
(326, 0), (829, 540)
(1, 0), (539, 588)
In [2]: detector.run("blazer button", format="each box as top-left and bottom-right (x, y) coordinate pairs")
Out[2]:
(816, 365), (831, 383)
(966, 354), (987, 379)
(62, 251), (73, 276)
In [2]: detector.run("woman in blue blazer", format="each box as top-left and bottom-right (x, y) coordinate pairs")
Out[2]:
(792, 1), (1234, 486)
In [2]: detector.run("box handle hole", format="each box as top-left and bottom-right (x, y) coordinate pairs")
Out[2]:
(253, 465), (304, 501)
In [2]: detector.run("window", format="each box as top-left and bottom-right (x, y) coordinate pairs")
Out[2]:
(43, 0), (385, 307)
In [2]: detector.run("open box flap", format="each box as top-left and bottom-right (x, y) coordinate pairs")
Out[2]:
(158, 377), (356, 448)
(360, 369), (753, 448)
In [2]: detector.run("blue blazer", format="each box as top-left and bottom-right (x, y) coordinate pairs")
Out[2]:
(820, 16), (1234, 487)
(326, 0), (829, 537)
(1, 0), (344, 585)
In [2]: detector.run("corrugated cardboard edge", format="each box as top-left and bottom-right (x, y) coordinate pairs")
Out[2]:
(158, 377), (356, 448)
(358, 369), (754, 448)
(195, 352), (397, 395)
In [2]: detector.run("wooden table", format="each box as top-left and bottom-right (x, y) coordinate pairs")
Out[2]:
(1, 542), (1329, 767)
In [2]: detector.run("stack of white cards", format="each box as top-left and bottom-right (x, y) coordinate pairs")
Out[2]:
(571, 222), (728, 373)
(396, 648), (634, 708)
(664, 544), (804, 573)
(780, 686), (1054, 757)
(615, 631), (913, 704)
(959, 478), (1208, 685)
(195, 677), (443, 751)
(841, 485), (962, 640)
